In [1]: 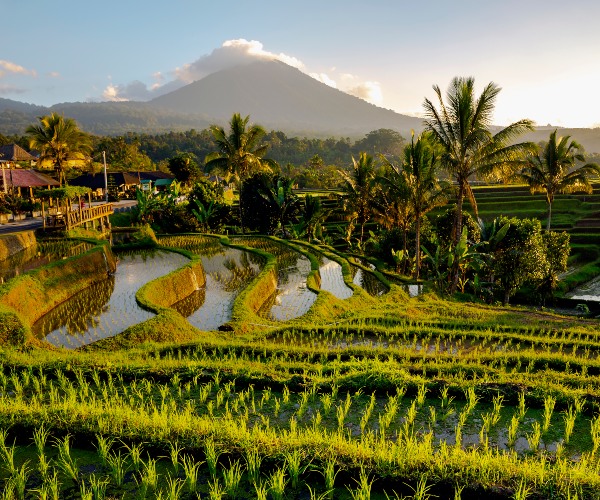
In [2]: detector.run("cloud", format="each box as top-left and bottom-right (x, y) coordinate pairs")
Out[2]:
(0, 84), (28, 95)
(102, 80), (155, 101)
(309, 72), (337, 88)
(309, 71), (383, 106)
(345, 81), (383, 105)
(48, 71), (61, 78)
(169, 39), (304, 86)
(102, 39), (383, 107)
(0, 60), (37, 78)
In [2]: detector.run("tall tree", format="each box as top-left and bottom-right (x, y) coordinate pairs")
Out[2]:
(519, 130), (600, 230)
(168, 152), (202, 185)
(205, 113), (277, 232)
(380, 132), (448, 278)
(25, 112), (92, 186)
(338, 152), (377, 245)
(423, 77), (534, 290)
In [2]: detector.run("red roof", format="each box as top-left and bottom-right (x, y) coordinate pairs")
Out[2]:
(0, 169), (60, 188)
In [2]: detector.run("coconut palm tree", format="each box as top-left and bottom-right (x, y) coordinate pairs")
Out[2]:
(520, 130), (600, 230)
(338, 152), (378, 245)
(423, 76), (535, 290)
(26, 113), (92, 186)
(205, 113), (277, 232)
(380, 132), (448, 278)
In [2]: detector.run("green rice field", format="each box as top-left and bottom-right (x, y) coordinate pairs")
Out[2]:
(1, 230), (600, 498)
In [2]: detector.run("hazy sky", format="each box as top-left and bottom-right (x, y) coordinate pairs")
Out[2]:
(3, 0), (600, 128)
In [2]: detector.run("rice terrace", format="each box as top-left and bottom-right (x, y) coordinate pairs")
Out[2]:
(4, 5), (600, 496)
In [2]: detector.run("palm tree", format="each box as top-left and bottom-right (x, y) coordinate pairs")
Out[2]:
(26, 113), (92, 186)
(423, 76), (535, 290)
(205, 113), (277, 232)
(520, 130), (600, 230)
(380, 132), (448, 278)
(338, 152), (377, 245)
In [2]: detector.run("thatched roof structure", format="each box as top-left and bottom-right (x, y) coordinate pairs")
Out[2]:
(0, 144), (37, 163)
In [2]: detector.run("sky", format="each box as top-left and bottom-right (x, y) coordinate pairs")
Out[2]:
(3, 0), (600, 128)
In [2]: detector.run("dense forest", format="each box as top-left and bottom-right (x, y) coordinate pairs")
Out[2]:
(0, 128), (405, 188)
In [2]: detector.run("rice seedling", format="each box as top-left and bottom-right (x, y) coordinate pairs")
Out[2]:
(513, 479), (531, 500)
(563, 406), (577, 445)
(180, 455), (202, 494)
(254, 479), (269, 500)
(404, 476), (435, 500)
(268, 466), (288, 500)
(94, 434), (115, 467)
(347, 466), (374, 500)
(0, 435), (17, 476)
(244, 448), (262, 486)
(285, 449), (311, 490)
(416, 383), (428, 407)
(320, 458), (339, 500)
(139, 457), (159, 495)
(38, 469), (61, 500)
(221, 459), (245, 498)
(360, 393), (377, 433)
(167, 441), (182, 475)
(205, 440), (221, 480)
(12, 461), (30, 500)
(122, 440), (144, 472)
(542, 395), (556, 433)
(507, 414), (521, 449)
(526, 422), (542, 453)
(106, 449), (129, 487)
(208, 477), (225, 500)
(440, 385), (454, 409)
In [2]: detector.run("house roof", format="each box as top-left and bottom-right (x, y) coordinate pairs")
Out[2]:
(0, 144), (37, 163)
(70, 172), (140, 189)
(138, 171), (174, 181)
(0, 169), (59, 188)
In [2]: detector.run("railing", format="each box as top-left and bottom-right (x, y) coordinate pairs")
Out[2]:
(65, 203), (114, 228)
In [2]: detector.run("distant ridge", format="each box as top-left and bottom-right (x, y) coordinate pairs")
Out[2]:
(1, 62), (600, 153)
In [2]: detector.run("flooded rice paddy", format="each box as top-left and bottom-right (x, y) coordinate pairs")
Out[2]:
(231, 237), (318, 321)
(0, 239), (94, 282)
(20, 235), (394, 347)
(160, 236), (262, 330)
(565, 274), (600, 301)
(317, 255), (353, 299)
(33, 250), (189, 348)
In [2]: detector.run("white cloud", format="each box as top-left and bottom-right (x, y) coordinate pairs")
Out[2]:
(101, 39), (384, 107)
(0, 60), (37, 78)
(0, 84), (27, 95)
(345, 81), (383, 105)
(309, 72), (337, 88)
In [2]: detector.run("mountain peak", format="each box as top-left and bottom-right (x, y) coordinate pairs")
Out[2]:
(149, 59), (422, 135)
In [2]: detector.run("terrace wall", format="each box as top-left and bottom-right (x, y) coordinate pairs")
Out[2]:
(0, 231), (36, 261)
(0, 242), (117, 346)
(137, 258), (206, 311)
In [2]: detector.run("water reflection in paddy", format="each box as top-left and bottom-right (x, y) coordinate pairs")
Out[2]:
(0, 239), (94, 282)
(318, 256), (353, 299)
(565, 275), (600, 301)
(159, 235), (262, 330)
(33, 250), (189, 348)
(231, 237), (317, 321)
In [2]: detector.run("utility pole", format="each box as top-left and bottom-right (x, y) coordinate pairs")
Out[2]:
(103, 151), (108, 203)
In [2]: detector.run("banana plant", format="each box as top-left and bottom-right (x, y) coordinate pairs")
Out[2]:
(191, 200), (215, 232)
